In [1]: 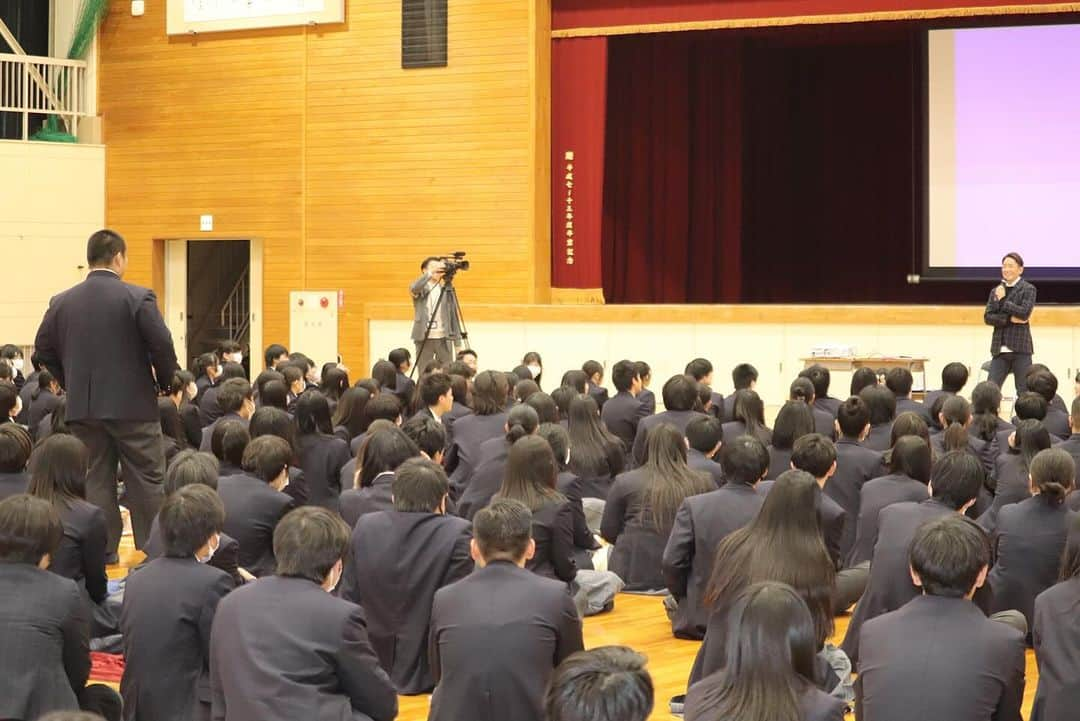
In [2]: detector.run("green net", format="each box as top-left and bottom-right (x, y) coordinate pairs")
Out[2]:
(31, 0), (109, 142)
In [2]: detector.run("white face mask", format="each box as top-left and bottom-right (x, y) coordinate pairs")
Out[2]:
(527, 364), (542, 378)
(226, 352), (243, 364)
(195, 534), (220, 564)
(186, 383), (198, 401)
(12, 359), (23, 372)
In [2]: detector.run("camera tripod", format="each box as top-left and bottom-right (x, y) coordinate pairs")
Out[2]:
(411, 276), (470, 380)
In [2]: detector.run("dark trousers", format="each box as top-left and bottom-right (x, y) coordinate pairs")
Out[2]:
(834, 561), (871, 613)
(988, 352), (1033, 395)
(69, 419), (165, 554)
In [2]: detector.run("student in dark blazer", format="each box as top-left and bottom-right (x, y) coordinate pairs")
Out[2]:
(884, 367), (931, 426)
(582, 360), (610, 411)
(663, 435), (769, 639)
(828, 397), (885, 563)
(178, 370), (206, 449)
(428, 499), (584, 721)
(457, 404), (539, 520)
(247, 406), (309, 508)
(982, 419), (1052, 533)
(998, 392), (1047, 457)
(1027, 370), (1071, 439)
(685, 582), (845, 721)
(28, 370), (63, 439)
(388, 348), (415, 405)
(716, 363), (758, 424)
(199, 363), (247, 429)
(685, 358), (724, 421)
(33, 230), (179, 556)
(1032, 514), (1080, 721)
(0, 422), (32, 500)
(685, 416), (725, 487)
(1057, 397), (1080, 473)
(193, 352), (221, 408)
(790, 377), (837, 441)
(218, 436), (296, 578)
(988, 448), (1075, 632)
(600, 359), (650, 456)
(721, 389), (773, 447)
(924, 362), (969, 416)
(631, 375), (707, 466)
(932, 396), (996, 475)
(855, 515), (1026, 721)
(294, 391), (351, 513)
(121, 485), (234, 721)
(968, 379), (1012, 443)
(604, 424), (714, 591)
(339, 458), (471, 695)
(634, 361), (656, 415)
(567, 395), (626, 501)
(801, 364), (841, 418)
(407, 370), (453, 427)
(538, 423), (601, 566)
(783, 435), (849, 573)
(210, 507), (397, 721)
(331, 386), (371, 444)
(766, 401), (815, 480)
(199, 378), (255, 452)
(858, 385), (896, 452)
(445, 370), (509, 491)
(339, 425), (419, 527)
(443, 374), (473, 444)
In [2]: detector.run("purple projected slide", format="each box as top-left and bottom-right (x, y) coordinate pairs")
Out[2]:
(935, 25), (1080, 268)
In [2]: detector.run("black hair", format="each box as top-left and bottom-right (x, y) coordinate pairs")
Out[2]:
(513, 379), (541, 404)
(545, 646), (654, 721)
(419, 372), (453, 408)
(525, 392), (559, 424)
(1002, 251), (1024, 268)
(457, 348), (478, 361)
(241, 436), (292, 484)
(0, 494), (63, 564)
(219, 340), (242, 356)
(220, 362), (246, 381)
(86, 229), (126, 266)
(611, 360), (639, 393)
(799, 365), (831, 400)
(447, 361), (475, 380)
(550, 386), (575, 420)
(360, 393), (401, 434)
(686, 415), (723, 455)
(731, 390), (768, 443)
(885, 368), (914, 398)
(371, 360), (398, 392)
(164, 450), (220, 495)
(28, 435), (88, 508)
(401, 415), (447, 459)
(248, 406), (297, 458)
(473, 498), (533, 562)
(497, 436), (565, 513)
(685, 358), (713, 382)
(506, 403), (540, 444)
(562, 370), (589, 394)
(1013, 392), (1048, 422)
(264, 344), (289, 368)
(582, 360), (604, 381)
(212, 420), (250, 468)
(388, 348), (411, 371)
(472, 370), (510, 416)
(720, 435), (770, 486)
(859, 385), (896, 426)
(195, 352), (219, 378)
(31, 370), (58, 401)
(0, 384), (19, 419)
(566, 395), (623, 478)
(909, 515), (990, 597)
(970, 381), (1003, 442)
(929, 451), (984, 510)
(941, 362), (969, 393)
(788, 377), (815, 404)
(850, 367), (878, 397)
(319, 367), (349, 402)
(1030, 448), (1074, 505)
(357, 427), (419, 489)
(661, 375), (699, 412)
(940, 396), (973, 454)
(216, 378), (253, 414)
(771, 401), (815, 451)
(790, 434), (836, 479)
(1013, 419), (1052, 474)
(1027, 370), (1059, 405)
(537, 422), (571, 470)
(836, 396), (870, 439)
(160, 484), (225, 557)
(890, 435), (932, 484)
(633, 361), (651, 382)
(731, 363), (758, 391)
(0, 424), (32, 473)
(296, 390), (334, 436)
(273, 506), (350, 584)
(259, 380), (289, 411)
(392, 457), (449, 513)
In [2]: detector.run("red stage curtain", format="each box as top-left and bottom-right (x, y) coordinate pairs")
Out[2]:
(551, 37), (608, 290)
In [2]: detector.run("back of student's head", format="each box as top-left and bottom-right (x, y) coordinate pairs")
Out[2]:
(500, 435), (561, 512)
(0, 423), (32, 473)
(160, 484), (225, 557)
(561, 370), (588, 394)
(211, 420), (249, 468)
(790, 434), (836, 479)
(661, 375), (699, 412)
(732, 363), (758, 391)
(358, 427), (419, 488)
(611, 360), (639, 393)
(909, 515), (990, 598)
(273, 506), (350, 583)
(514, 379), (541, 404)
(241, 436), (291, 484)
(771, 401), (815, 451)
(217, 378), (253, 414)
(1015, 419), (1052, 469)
(1058, 514), (1080, 582)
(296, 390), (334, 435)
(473, 498), (533, 564)
(633, 361), (651, 385)
(788, 377), (815, 405)
(506, 403), (540, 444)
(929, 451), (984, 510)
(545, 646), (654, 721)
(1030, 448), (1074, 506)
(319, 367), (349, 401)
(447, 361), (475, 380)
(401, 415), (447, 459)
(86, 228), (126, 267)
(1027, 369), (1059, 405)
(836, 397), (870, 439)
(371, 359), (398, 392)
(0, 383), (19, 418)
(472, 370), (510, 415)
(28, 435), (88, 507)
(850, 367), (878, 397)
(721, 435), (770, 486)
(388, 347), (411, 372)
(889, 435), (932, 484)
(686, 415), (723, 455)
(859, 385), (896, 426)
(684, 358), (713, 383)
(0, 494), (63, 564)
(165, 450), (220, 494)
(890, 412), (930, 452)
(249, 406), (297, 450)
(799, 364), (831, 400)
(392, 457), (449, 513)
(641, 425), (713, 532)
(525, 392), (559, 425)
(936, 396), (970, 452)
(537, 422), (571, 470)
(220, 362), (246, 382)
(1014, 392), (1048, 422)
(550, 386), (575, 420)
(361, 393), (401, 432)
(582, 361), (604, 382)
(941, 362), (969, 393)
(449, 374), (470, 407)
(969, 381), (1003, 441)
(731, 389), (766, 430)
(884, 368), (914, 398)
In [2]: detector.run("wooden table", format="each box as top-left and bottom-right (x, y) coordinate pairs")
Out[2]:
(801, 356), (930, 399)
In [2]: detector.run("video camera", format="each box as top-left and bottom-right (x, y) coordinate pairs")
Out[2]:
(439, 251), (470, 282)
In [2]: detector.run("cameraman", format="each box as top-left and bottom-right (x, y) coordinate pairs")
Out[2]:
(409, 257), (463, 372)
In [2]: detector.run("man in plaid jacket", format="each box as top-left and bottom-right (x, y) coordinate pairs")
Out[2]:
(984, 252), (1036, 394)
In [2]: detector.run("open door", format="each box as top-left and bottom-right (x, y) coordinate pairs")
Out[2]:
(164, 239), (187, 367)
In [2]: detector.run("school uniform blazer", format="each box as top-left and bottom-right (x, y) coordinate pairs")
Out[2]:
(181, 402), (204, 447)
(759, 479), (846, 570)
(16, 374), (37, 425)
(455, 438), (510, 521)
(923, 389), (953, 414)
(1040, 409), (1072, 441)
(217, 473), (295, 578)
(846, 474), (929, 567)
(443, 402), (472, 445)
(526, 499), (578, 584)
(50, 498), (109, 604)
(766, 446), (793, 480)
(988, 496), (1074, 629)
(894, 397), (931, 425)
(720, 420), (772, 447)
(1056, 434), (1080, 476)
(296, 432), (351, 512)
(662, 483), (765, 639)
(995, 428), (1019, 463)
(199, 412), (246, 453)
(979, 453), (1033, 534)
(211, 576), (397, 721)
(339, 510), (472, 695)
(632, 410), (708, 467)
(34, 269), (178, 422)
(706, 390), (725, 420)
(931, 432), (995, 476)
(0, 470), (29, 500)
(340, 471), (395, 528)
(1032, 576), (1080, 721)
(600, 390), (650, 455)
(0, 564), (89, 721)
(861, 423), (894, 452)
(687, 448), (725, 488)
(828, 440), (885, 564)
(815, 395), (842, 418)
(718, 393), (737, 424)
(601, 468), (671, 591)
(144, 514), (244, 587)
(428, 561), (583, 721)
(813, 406), (838, 440)
(394, 372), (415, 406)
(856, 595), (1025, 721)
(686, 672), (845, 721)
(28, 389), (61, 437)
(121, 556), (234, 721)
(556, 471), (600, 553)
(638, 388), (657, 415)
(198, 385), (226, 428)
(445, 412), (508, 491)
(587, 383), (610, 411)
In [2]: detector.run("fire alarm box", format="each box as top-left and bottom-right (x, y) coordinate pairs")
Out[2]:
(289, 291), (339, 369)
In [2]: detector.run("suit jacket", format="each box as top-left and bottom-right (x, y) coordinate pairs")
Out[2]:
(210, 576), (397, 721)
(556, 471), (600, 555)
(456, 438), (510, 521)
(987, 496), (1074, 629)
(718, 393), (737, 424)
(856, 595), (1025, 721)
(632, 410), (708, 466)
(339, 510), (472, 695)
(144, 514), (244, 587)
(446, 412), (508, 491)
(1041, 409), (1072, 440)
(409, 274), (462, 343)
(600, 390), (650, 455)
(428, 561), (583, 721)
(296, 432), (351, 512)
(766, 445), (794, 481)
(28, 389), (61, 438)
(980, 453), (1033, 533)
(443, 402), (472, 446)
(984, 278), (1036, 356)
(0, 564), (89, 720)
(895, 397), (931, 425)
(0, 470), (29, 500)
(687, 448), (725, 488)
(828, 439), (885, 564)
(340, 471), (394, 528)
(815, 396), (842, 418)
(180, 402), (204, 447)
(1032, 576), (1080, 721)
(1055, 434), (1080, 480)
(686, 672), (845, 721)
(217, 473), (295, 578)
(813, 406), (838, 440)
(199, 412), (246, 453)
(862, 423), (894, 452)
(34, 270), (178, 422)
(720, 420), (772, 447)
(50, 498), (109, 604)
(932, 432), (995, 476)
(759, 479), (846, 569)
(526, 499), (578, 584)
(847, 474), (928, 567)
(121, 556), (234, 721)
(587, 384), (610, 411)
(662, 483), (765, 639)
(638, 388), (657, 415)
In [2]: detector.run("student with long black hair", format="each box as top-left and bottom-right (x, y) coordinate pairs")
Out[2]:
(445, 370), (509, 490)
(933, 395), (994, 474)
(767, 401), (815, 479)
(331, 386), (371, 443)
(969, 381), (1012, 444)
(721, 389), (772, 447)
(567, 395), (625, 502)
(982, 419), (1053, 532)
(1032, 513), (1080, 721)
(339, 425), (419, 527)
(294, 391), (350, 513)
(858, 386), (896, 452)
(457, 404), (540, 521)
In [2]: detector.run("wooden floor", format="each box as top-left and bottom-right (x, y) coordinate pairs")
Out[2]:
(106, 543), (1040, 720)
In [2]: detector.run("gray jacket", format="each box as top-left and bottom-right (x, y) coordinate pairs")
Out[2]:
(410, 274), (463, 343)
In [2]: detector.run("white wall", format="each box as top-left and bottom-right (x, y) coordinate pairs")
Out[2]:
(0, 140), (105, 344)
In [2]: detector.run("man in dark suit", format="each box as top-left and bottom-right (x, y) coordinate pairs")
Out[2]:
(428, 499), (583, 721)
(984, 251), (1037, 395)
(801, 364), (841, 418)
(719, 363), (758, 423)
(121, 485), (234, 721)
(684, 415), (725, 487)
(885, 368), (931, 425)
(662, 435), (769, 640)
(34, 229), (179, 557)
(210, 506), (397, 721)
(583, 360), (610, 411)
(200, 379), (255, 452)
(923, 362), (969, 413)
(544, 646), (654, 721)
(685, 358), (724, 421)
(631, 375), (707, 466)
(339, 458), (471, 694)
(408, 371), (453, 426)
(856, 515), (1026, 721)
(600, 360), (650, 457)
(829, 397), (885, 564)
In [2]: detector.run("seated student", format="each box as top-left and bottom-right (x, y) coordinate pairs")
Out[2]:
(685, 358), (724, 421)
(388, 347), (414, 404)
(721, 389), (772, 447)
(446, 370), (510, 489)
(0, 422), (31, 499)
(28, 370), (62, 440)
(210, 507), (397, 721)
(319, 367), (349, 415)
(858, 385), (896, 452)
(685, 582), (846, 721)
(526, 391), (559, 426)
(550, 385), (575, 428)
(932, 396), (995, 475)
(968, 380), (1012, 444)
(218, 435), (296, 578)
(199, 363), (247, 428)
(210, 418), (249, 478)
(1026, 370), (1071, 439)
(455, 347), (478, 373)
(717, 363), (758, 424)
(1032, 514), (1080, 721)
(567, 395), (625, 502)
(924, 361), (970, 412)
(444, 373), (473, 433)
(988, 448), (1075, 632)
(14, 352), (41, 426)
(401, 414), (448, 466)
(632, 375), (709, 466)
(791, 378), (836, 440)
(998, 391), (1048, 456)
(1059, 396), (1080, 479)
(847, 435), (931, 567)
(983, 419), (1052, 531)
(885, 368), (931, 426)
(280, 363), (307, 413)
(829, 397), (885, 563)
(248, 406), (308, 506)
(849, 367), (878, 398)
(537, 422), (600, 566)
(0, 495), (121, 721)
(801, 364), (841, 418)
(663, 435), (770, 640)
(263, 343), (289, 371)
(331, 387), (371, 444)
(855, 515), (1026, 721)
(409, 371), (453, 425)
(347, 392), (402, 460)
(340, 426), (419, 527)
(545, 646), (654, 721)
(514, 379), (541, 405)
(121, 485), (234, 721)
(0, 381), (23, 423)
(294, 391), (351, 513)
(199, 378), (255, 452)
(779, 435), (848, 573)
(766, 401), (815, 480)
(193, 352), (222, 408)
(218, 341), (244, 370)
(604, 424), (714, 591)
(684, 416), (725, 487)
(520, 351), (543, 387)
(176, 370), (205, 448)
(428, 499), (584, 721)
(561, 369), (588, 395)
(634, 361), (656, 414)
(600, 359), (650, 456)
(457, 404), (539, 520)
(339, 458), (471, 695)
